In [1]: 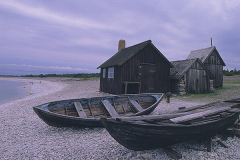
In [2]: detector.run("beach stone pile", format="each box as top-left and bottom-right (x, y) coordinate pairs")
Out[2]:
(0, 78), (239, 159)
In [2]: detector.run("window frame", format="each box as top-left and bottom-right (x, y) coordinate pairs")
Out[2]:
(102, 68), (106, 78)
(108, 67), (114, 79)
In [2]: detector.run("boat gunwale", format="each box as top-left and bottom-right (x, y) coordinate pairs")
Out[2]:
(33, 93), (164, 120)
(102, 112), (239, 128)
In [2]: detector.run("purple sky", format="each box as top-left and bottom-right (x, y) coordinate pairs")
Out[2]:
(1, 0), (240, 75)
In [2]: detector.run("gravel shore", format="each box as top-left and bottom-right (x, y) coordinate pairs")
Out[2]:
(0, 77), (239, 159)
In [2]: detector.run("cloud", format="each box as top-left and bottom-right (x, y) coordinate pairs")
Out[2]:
(0, 64), (92, 75)
(0, 1), (111, 30)
(0, 0), (239, 75)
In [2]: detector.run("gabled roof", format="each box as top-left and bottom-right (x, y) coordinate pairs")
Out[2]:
(187, 46), (226, 66)
(98, 40), (173, 68)
(170, 58), (214, 79)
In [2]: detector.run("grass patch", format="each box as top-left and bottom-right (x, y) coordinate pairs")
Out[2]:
(174, 77), (240, 102)
(224, 80), (240, 84)
(76, 77), (99, 81)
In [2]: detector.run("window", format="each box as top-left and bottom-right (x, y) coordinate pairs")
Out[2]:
(102, 68), (106, 78)
(108, 67), (114, 78)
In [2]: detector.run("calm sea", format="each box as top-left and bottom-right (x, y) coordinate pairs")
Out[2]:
(0, 80), (28, 105)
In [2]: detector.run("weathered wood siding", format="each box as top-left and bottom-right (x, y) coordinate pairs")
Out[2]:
(120, 44), (171, 93)
(170, 78), (186, 95)
(100, 43), (171, 94)
(185, 61), (211, 93)
(204, 50), (224, 88)
(100, 66), (122, 94)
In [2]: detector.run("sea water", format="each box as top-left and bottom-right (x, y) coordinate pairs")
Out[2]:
(0, 79), (28, 105)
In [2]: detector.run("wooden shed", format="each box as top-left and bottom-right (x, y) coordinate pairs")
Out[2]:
(187, 46), (226, 88)
(170, 59), (214, 94)
(98, 40), (173, 95)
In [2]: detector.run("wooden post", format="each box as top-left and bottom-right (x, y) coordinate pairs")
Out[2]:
(211, 37), (213, 47)
(163, 147), (182, 159)
(216, 139), (228, 148)
(165, 92), (171, 103)
(167, 97), (170, 103)
(206, 137), (212, 152)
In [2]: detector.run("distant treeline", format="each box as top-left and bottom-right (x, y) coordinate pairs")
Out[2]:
(20, 73), (100, 78)
(224, 68), (240, 76)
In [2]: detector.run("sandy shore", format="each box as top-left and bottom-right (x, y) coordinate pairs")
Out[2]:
(0, 77), (239, 159)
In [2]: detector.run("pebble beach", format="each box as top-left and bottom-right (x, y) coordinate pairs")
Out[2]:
(0, 77), (239, 160)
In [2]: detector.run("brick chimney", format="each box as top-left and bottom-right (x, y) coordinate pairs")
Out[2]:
(118, 40), (125, 51)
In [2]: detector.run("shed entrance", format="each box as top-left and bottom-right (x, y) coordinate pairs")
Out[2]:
(121, 82), (141, 94)
(140, 64), (156, 92)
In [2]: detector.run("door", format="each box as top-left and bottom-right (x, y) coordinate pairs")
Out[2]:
(139, 64), (156, 93)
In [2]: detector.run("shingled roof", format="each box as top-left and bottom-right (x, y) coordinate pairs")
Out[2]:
(187, 46), (226, 66)
(98, 40), (173, 68)
(170, 59), (214, 79)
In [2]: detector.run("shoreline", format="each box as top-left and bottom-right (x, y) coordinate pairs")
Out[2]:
(0, 77), (239, 159)
(0, 79), (28, 105)
(0, 77), (67, 106)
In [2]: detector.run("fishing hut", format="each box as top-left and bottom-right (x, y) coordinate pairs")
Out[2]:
(187, 45), (226, 88)
(98, 40), (173, 95)
(170, 59), (214, 94)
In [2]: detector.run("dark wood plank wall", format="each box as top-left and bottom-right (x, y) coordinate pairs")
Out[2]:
(141, 44), (171, 93)
(100, 43), (171, 94)
(170, 79), (181, 94)
(185, 61), (211, 93)
(204, 50), (223, 87)
(121, 44), (171, 93)
(100, 66), (122, 94)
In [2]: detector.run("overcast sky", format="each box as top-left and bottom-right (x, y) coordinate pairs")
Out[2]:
(1, 0), (239, 75)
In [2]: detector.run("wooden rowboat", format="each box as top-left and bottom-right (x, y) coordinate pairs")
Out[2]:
(33, 93), (163, 127)
(101, 101), (240, 151)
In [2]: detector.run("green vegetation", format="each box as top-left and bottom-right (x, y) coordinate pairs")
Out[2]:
(223, 68), (240, 76)
(0, 73), (100, 80)
(20, 73), (100, 78)
(175, 75), (240, 102)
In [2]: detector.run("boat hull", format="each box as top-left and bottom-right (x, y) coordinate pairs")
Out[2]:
(33, 108), (102, 127)
(101, 113), (239, 150)
(33, 93), (163, 127)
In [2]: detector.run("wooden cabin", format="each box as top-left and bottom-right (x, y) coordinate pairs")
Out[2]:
(187, 46), (226, 88)
(98, 40), (173, 95)
(170, 59), (214, 94)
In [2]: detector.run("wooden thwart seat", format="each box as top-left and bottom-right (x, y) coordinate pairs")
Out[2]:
(170, 107), (231, 124)
(129, 100), (143, 112)
(101, 100), (119, 118)
(74, 102), (87, 118)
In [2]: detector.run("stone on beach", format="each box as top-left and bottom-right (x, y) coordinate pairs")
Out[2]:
(0, 77), (239, 160)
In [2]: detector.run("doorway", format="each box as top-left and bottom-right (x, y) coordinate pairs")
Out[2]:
(121, 82), (141, 94)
